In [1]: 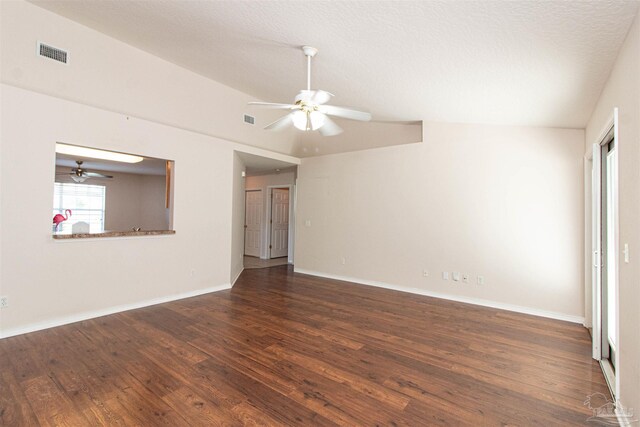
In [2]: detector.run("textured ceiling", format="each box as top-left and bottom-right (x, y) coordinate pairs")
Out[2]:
(30, 0), (639, 129)
(237, 152), (298, 175)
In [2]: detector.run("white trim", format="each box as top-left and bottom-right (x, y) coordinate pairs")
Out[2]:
(592, 141), (603, 360)
(610, 113), (621, 400)
(231, 267), (244, 286)
(589, 108), (620, 400)
(601, 360), (616, 397)
(611, 110), (621, 400)
(583, 153), (593, 329)
(294, 268), (585, 324)
(595, 111), (617, 149)
(0, 284), (231, 339)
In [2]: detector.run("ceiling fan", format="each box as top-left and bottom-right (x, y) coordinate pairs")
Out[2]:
(57, 160), (113, 183)
(248, 46), (372, 136)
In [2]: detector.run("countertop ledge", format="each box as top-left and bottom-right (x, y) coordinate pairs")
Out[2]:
(53, 230), (176, 239)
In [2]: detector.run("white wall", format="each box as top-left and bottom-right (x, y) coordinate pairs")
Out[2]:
(0, 0), (296, 155)
(0, 84), (298, 337)
(0, 0), (424, 160)
(0, 0), (300, 337)
(295, 122), (585, 321)
(230, 152), (246, 284)
(294, 120), (423, 158)
(245, 171), (296, 259)
(585, 9), (640, 416)
(139, 174), (170, 230)
(0, 85), (229, 335)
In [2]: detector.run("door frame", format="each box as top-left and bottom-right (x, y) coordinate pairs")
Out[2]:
(266, 184), (295, 264)
(244, 188), (263, 257)
(587, 108), (620, 399)
(583, 153), (593, 330)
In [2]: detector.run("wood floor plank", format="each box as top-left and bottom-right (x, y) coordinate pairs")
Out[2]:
(0, 370), (40, 426)
(0, 265), (608, 425)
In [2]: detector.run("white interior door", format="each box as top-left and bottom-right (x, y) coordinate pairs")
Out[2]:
(244, 190), (262, 257)
(270, 188), (289, 258)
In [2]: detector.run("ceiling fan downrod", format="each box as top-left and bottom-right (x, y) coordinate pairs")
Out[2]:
(302, 46), (318, 92)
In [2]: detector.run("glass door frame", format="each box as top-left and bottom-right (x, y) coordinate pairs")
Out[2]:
(590, 108), (620, 400)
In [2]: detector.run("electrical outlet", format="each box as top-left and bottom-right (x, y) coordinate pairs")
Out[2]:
(477, 276), (485, 286)
(442, 271), (449, 280)
(423, 269), (429, 277)
(462, 274), (469, 283)
(0, 296), (8, 308)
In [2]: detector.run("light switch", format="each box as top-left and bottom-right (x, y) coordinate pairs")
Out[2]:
(452, 272), (460, 281)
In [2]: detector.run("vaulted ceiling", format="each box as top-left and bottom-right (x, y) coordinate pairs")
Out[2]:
(30, 0), (640, 131)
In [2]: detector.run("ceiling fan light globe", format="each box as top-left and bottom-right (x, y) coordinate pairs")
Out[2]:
(309, 111), (326, 130)
(70, 174), (87, 183)
(292, 110), (308, 131)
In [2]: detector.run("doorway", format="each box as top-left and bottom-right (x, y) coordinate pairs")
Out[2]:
(590, 109), (619, 398)
(234, 151), (298, 272)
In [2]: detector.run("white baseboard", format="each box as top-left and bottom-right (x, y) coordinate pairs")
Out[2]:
(294, 268), (585, 324)
(231, 268), (244, 286)
(0, 283), (231, 339)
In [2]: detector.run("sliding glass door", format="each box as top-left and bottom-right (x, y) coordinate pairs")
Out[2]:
(591, 109), (618, 398)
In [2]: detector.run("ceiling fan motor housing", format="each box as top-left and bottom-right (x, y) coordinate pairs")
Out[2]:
(302, 46), (318, 57)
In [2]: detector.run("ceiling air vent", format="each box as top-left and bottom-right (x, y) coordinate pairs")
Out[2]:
(243, 114), (255, 125)
(37, 42), (68, 64)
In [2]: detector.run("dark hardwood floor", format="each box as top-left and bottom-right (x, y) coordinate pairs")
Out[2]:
(1, 266), (609, 426)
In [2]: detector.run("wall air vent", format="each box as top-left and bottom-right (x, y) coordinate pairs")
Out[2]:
(243, 114), (255, 125)
(37, 42), (68, 64)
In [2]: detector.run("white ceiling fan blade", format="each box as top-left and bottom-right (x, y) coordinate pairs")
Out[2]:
(248, 102), (297, 110)
(295, 90), (312, 103)
(84, 172), (113, 178)
(265, 113), (294, 130)
(319, 116), (343, 136)
(295, 90), (333, 105)
(310, 90), (334, 105)
(318, 105), (372, 121)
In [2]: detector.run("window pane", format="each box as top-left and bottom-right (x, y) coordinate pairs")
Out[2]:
(53, 183), (106, 234)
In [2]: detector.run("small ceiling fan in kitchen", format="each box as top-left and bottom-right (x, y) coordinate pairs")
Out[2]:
(57, 160), (113, 183)
(248, 46), (372, 136)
